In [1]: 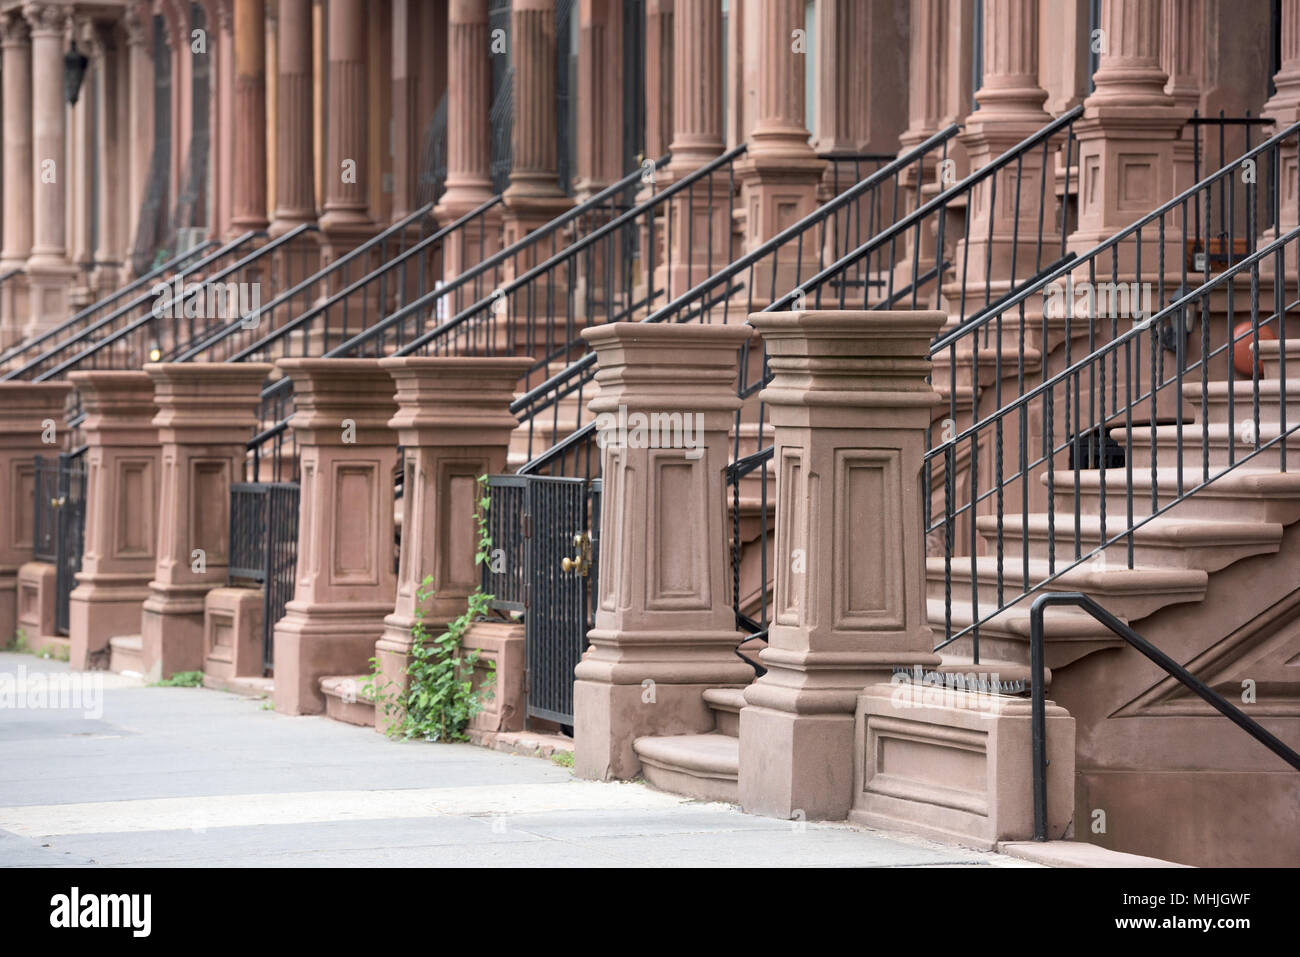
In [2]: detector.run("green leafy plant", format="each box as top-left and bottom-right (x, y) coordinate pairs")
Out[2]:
(153, 670), (205, 687)
(367, 475), (497, 742)
(552, 751), (575, 768)
(6, 629), (31, 654)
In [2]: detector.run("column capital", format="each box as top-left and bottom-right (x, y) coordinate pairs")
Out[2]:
(144, 362), (273, 442)
(0, 10), (31, 44)
(21, 2), (67, 37)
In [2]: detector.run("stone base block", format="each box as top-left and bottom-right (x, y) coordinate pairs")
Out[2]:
(272, 603), (389, 715)
(15, 562), (57, 646)
(846, 681), (1076, 850)
(67, 580), (152, 670)
(465, 619), (525, 735)
(320, 675), (377, 727)
(141, 587), (208, 683)
(203, 587), (265, 681)
(738, 705), (856, 821)
(573, 679), (735, 781)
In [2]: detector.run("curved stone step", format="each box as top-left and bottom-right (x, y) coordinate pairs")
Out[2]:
(633, 732), (739, 803)
(319, 674), (376, 728)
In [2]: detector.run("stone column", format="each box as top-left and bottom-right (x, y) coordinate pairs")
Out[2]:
(318, 0), (375, 256)
(270, 0), (316, 236)
(435, 0), (503, 275)
(814, 0), (864, 158)
(738, 310), (944, 821)
(230, 0), (269, 234)
(1067, 0), (1183, 264)
(658, 0), (727, 298)
(643, 0), (673, 163)
(390, 0), (420, 224)
(24, 1), (75, 337)
(0, 382), (70, 646)
(66, 372), (161, 670)
(124, 3), (153, 278)
(373, 356), (532, 733)
(573, 323), (756, 782)
(1162, 0), (1205, 198)
(92, 23), (126, 295)
(502, 0), (572, 247)
(956, 0), (1055, 287)
(139, 363), (271, 682)
(272, 359), (399, 715)
(0, 13), (34, 345)
(574, 0), (622, 198)
(735, 0), (824, 293)
(1265, 0), (1300, 235)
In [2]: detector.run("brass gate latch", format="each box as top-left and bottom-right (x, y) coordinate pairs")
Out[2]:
(560, 531), (592, 576)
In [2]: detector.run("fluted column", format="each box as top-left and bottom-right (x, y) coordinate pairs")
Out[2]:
(814, 0), (864, 156)
(574, 0), (622, 197)
(0, 13), (34, 346)
(955, 0), (1055, 287)
(503, 0), (571, 243)
(230, 0), (269, 234)
(644, 0), (673, 161)
(736, 0), (823, 283)
(269, 0), (316, 235)
(435, 0), (502, 274)
(124, 4), (153, 277)
(899, 0), (950, 152)
(23, 1), (75, 335)
(319, 0), (374, 243)
(666, 0), (722, 172)
(1067, 0), (1182, 262)
(390, 0), (420, 223)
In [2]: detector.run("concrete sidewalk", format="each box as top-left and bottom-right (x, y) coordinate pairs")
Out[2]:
(0, 652), (1036, 868)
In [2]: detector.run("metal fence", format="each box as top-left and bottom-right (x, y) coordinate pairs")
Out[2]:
(32, 451), (87, 636)
(229, 482), (300, 674)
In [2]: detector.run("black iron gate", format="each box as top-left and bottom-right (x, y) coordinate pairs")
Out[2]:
(33, 451), (87, 636)
(483, 474), (600, 726)
(229, 482), (300, 674)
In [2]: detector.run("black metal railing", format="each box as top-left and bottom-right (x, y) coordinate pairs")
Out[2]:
(925, 119), (1300, 662)
(1029, 593), (1300, 841)
(229, 482), (300, 674)
(32, 450), (87, 636)
(511, 122), (975, 480)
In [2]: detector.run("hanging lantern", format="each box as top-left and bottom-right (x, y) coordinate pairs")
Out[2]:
(64, 40), (89, 106)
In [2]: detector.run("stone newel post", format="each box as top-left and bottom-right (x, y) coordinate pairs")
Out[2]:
(574, 323), (756, 781)
(272, 359), (399, 715)
(0, 382), (70, 643)
(373, 356), (532, 733)
(739, 310), (944, 821)
(67, 372), (161, 669)
(139, 363), (272, 681)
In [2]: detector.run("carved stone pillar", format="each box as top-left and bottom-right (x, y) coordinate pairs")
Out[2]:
(139, 363), (271, 682)
(318, 0), (375, 256)
(735, 0), (824, 295)
(643, 0), (673, 163)
(0, 383), (70, 646)
(66, 372), (161, 670)
(372, 356), (532, 733)
(435, 0), (503, 276)
(24, 1), (75, 336)
(502, 0), (572, 248)
(124, 3), (153, 278)
(0, 13), (34, 345)
(230, 0), (269, 234)
(270, 0), (316, 235)
(738, 310), (944, 821)
(1162, 0), (1205, 197)
(574, 0), (623, 198)
(955, 0), (1056, 286)
(390, 0), (420, 224)
(272, 359), (399, 715)
(1265, 0), (1300, 234)
(573, 323), (755, 782)
(1067, 0), (1184, 268)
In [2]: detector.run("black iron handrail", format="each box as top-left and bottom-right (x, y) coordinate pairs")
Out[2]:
(31, 225), (315, 381)
(171, 200), (445, 362)
(0, 242), (217, 367)
(2, 232), (262, 381)
(1029, 592), (1300, 841)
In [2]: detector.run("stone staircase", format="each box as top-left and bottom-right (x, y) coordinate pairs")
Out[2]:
(633, 687), (745, 802)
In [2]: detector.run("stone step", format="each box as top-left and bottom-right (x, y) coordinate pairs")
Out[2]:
(319, 675), (376, 728)
(978, 512), (1283, 573)
(926, 555), (1206, 623)
(702, 687), (746, 737)
(1046, 466), (1300, 526)
(1180, 378), (1300, 427)
(1116, 420), (1296, 470)
(632, 732), (739, 803)
(108, 634), (143, 676)
(1256, 337), (1300, 380)
(926, 597), (1124, 672)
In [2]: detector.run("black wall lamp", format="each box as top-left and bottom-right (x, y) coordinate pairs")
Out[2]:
(64, 39), (89, 106)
